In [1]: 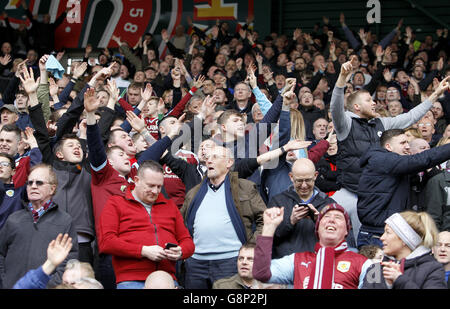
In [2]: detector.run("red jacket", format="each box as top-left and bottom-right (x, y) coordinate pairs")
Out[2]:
(293, 250), (368, 289)
(98, 186), (194, 283)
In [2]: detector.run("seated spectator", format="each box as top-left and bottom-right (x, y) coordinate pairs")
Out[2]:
(213, 243), (262, 289)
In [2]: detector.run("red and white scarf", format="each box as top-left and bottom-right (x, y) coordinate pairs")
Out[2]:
(307, 241), (348, 289)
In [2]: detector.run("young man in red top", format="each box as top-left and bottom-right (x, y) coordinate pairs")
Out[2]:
(98, 160), (195, 289)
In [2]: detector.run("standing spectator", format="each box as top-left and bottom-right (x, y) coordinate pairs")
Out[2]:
(0, 164), (78, 288)
(22, 2), (69, 55)
(408, 138), (441, 212)
(357, 129), (450, 248)
(0, 124), (42, 188)
(99, 160), (194, 289)
(267, 158), (338, 258)
(0, 127), (39, 230)
(362, 211), (446, 289)
(432, 231), (450, 288)
(23, 65), (96, 265)
(253, 203), (371, 289)
(431, 101), (447, 135)
(181, 145), (266, 289)
(315, 132), (340, 196)
(424, 163), (450, 232)
(330, 58), (448, 243)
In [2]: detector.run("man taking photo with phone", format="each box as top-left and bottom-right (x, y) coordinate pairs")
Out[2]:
(267, 158), (346, 259)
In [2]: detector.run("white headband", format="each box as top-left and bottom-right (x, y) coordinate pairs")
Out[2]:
(385, 213), (422, 250)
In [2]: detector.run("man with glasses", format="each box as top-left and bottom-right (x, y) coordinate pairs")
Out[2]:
(181, 145), (266, 289)
(266, 158), (341, 258)
(0, 164), (78, 288)
(418, 118), (441, 147)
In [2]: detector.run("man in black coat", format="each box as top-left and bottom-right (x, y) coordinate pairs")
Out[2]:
(267, 158), (348, 259)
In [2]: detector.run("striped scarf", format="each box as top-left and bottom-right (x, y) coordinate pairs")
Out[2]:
(307, 241), (348, 289)
(27, 200), (55, 223)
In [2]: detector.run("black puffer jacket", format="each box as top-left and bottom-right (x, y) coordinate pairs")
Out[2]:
(362, 247), (447, 289)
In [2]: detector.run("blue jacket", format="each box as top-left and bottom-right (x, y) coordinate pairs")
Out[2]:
(0, 183), (26, 230)
(13, 266), (50, 289)
(357, 143), (450, 234)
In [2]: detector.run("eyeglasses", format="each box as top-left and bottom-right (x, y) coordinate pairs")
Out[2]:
(26, 180), (52, 187)
(418, 123), (432, 127)
(0, 162), (11, 167)
(292, 178), (315, 184)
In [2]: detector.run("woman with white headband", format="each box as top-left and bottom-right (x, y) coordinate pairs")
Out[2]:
(362, 211), (447, 289)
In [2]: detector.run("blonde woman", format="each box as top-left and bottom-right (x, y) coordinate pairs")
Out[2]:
(404, 127), (422, 142)
(362, 211), (447, 289)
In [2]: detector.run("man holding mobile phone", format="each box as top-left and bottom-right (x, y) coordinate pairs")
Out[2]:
(266, 158), (350, 259)
(99, 161), (194, 289)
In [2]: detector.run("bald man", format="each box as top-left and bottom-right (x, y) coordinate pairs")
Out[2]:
(409, 138), (430, 154)
(266, 158), (340, 258)
(144, 270), (176, 289)
(181, 145), (266, 289)
(432, 231), (450, 288)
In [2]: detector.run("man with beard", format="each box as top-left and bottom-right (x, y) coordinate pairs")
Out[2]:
(330, 57), (446, 245)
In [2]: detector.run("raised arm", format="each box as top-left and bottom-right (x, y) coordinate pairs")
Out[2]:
(330, 56), (358, 141)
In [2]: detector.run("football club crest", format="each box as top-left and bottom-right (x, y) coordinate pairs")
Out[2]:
(337, 261), (351, 273)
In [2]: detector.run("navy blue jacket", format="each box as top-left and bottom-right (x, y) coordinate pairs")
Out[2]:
(357, 143), (450, 235)
(0, 183), (26, 230)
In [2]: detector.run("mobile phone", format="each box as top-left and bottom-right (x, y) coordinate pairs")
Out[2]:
(165, 242), (178, 249)
(298, 203), (315, 220)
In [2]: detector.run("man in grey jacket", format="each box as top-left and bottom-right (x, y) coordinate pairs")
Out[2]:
(330, 55), (450, 242)
(0, 164), (78, 288)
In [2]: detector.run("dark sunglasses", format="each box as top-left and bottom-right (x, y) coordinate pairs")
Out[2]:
(26, 180), (52, 187)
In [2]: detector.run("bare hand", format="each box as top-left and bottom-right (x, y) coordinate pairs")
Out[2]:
(39, 54), (50, 72)
(23, 127), (38, 148)
(84, 87), (100, 113)
(19, 66), (39, 94)
(284, 139), (311, 151)
(193, 74), (206, 89)
(126, 111), (146, 133)
(381, 261), (403, 285)
(73, 62), (88, 79)
(47, 233), (73, 267)
(141, 83), (154, 102)
(141, 245), (167, 262)
(263, 207), (284, 229)
(164, 245), (183, 261)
